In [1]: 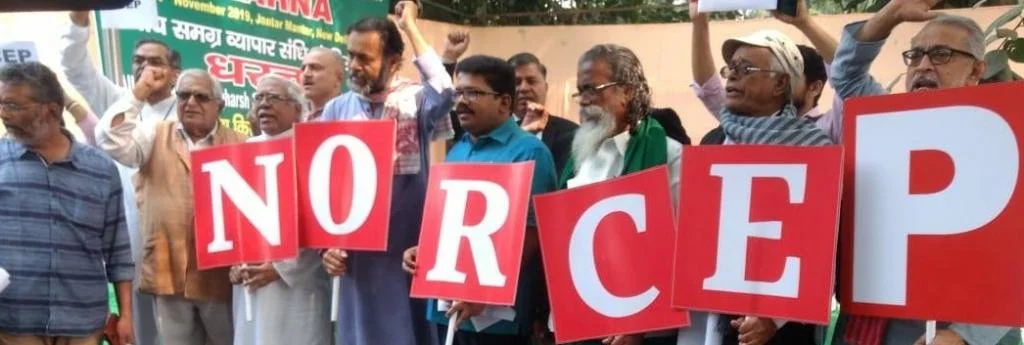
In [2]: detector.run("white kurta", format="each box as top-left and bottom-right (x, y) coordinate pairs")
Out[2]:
(232, 130), (333, 345)
(60, 22), (176, 345)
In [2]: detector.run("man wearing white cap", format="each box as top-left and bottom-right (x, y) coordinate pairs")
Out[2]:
(674, 29), (833, 345)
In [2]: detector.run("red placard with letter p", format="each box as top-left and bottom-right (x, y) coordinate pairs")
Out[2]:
(294, 120), (396, 251)
(841, 82), (1024, 327)
(673, 145), (843, 325)
(410, 162), (534, 305)
(191, 138), (299, 270)
(534, 166), (689, 344)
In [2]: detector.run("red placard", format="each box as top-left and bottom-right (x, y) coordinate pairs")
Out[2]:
(294, 120), (396, 251)
(841, 82), (1024, 326)
(410, 162), (534, 305)
(673, 145), (843, 325)
(534, 166), (689, 344)
(191, 138), (299, 269)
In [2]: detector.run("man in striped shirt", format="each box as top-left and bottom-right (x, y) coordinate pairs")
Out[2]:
(0, 62), (135, 345)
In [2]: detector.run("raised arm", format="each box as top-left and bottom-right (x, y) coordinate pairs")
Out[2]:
(395, 1), (456, 140)
(688, 1), (727, 118)
(772, 0), (838, 63)
(61, 11), (127, 116)
(830, 22), (888, 100)
(94, 67), (171, 167)
(690, 1), (716, 85)
(395, 1), (454, 95)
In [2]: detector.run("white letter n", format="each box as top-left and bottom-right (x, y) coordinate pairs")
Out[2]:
(202, 153), (285, 253)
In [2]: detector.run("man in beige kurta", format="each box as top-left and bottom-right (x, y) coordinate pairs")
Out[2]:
(96, 69), (247, 345)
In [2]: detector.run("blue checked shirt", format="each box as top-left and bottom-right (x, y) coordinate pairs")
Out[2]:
(0, 133), (134, 336)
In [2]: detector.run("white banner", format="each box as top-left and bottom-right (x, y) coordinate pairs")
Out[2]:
(0, 41), (38, 67)
(100, 0), (160, 30)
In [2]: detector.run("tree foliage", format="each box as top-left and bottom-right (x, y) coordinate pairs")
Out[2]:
(418, 0), (1014, 26)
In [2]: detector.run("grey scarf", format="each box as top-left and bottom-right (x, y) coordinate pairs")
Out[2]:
(718, 104), (833, 146)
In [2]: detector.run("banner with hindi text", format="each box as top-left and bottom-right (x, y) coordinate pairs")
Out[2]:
(97, 0), (387, 135)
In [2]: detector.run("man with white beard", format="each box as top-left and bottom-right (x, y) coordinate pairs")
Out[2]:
(555, 43), (682, 345)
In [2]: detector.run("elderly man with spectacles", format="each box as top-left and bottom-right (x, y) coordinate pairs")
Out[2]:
(96, 69), (247, 345)
(828, 0), (1018, 344)
(229, 75), (332, 345)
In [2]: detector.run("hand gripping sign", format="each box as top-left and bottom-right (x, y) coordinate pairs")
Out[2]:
(294, 120), (396, 251)
(410, 162), (535, 306)
(533, 166), (689, 344)
(841, 82), (1024, 327)
(673, 145), (843, 325)
(191, 137), (299, 269)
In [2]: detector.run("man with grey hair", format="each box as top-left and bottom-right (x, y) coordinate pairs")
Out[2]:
(687, 29), (832, 345)
(97, 69), (246, 345)
(230, 75), (331, 345)
(300, 47), (344, 121)
(0, 62), (135, 345)
(828, 0), (1016, 344)
(553, 43), (682, 345)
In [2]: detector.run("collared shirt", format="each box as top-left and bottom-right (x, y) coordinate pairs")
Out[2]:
(320, 51), (455, 175)
(427, 117), (558, 335)
(96, 93), (218, 168)
(568, 129), (683, 203)
(691, 67), (844, 142)
(0, 132), (133, 337)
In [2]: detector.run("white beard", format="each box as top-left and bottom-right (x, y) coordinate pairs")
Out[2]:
(571, 105), (616, 165)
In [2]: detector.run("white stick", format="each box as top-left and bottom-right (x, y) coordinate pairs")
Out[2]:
(926, 320), (936, 344)
(330, 276), (340, 322)
(244, 288), (253, 322)
(444, 311), (458, 345)
(240, 263), (253, 322)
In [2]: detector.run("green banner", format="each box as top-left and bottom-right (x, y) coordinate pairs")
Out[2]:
(98, 0), (387, 136)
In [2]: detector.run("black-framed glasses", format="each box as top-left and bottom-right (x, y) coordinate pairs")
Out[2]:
(720, 64), (777, 79)
(252, 92), (292, 105)
(571, 82), (620, 102)
(176, 91), (215, 104)
(454, 89), (501, 102)
(0, 102), (33, 114)
(901, 47), (977, 67)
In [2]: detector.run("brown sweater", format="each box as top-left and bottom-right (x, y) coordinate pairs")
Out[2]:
(135, 121), (247, 302)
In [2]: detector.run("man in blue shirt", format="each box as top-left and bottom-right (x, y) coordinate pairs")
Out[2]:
(402, 55), (557, 345)
(0, 62), (134, 345)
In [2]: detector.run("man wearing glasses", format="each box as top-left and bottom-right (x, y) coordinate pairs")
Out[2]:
(96, 69), (247, 345)
(550, 43), (683, 345)
(401, 54), (557, 345)
(830, 0), (1015, 344)
(0, 62), (136, 345)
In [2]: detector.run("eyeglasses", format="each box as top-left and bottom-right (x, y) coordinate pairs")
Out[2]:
(571, 82), (620, 102)
(0, 102), (32, 114)
(901, 47), (977, 67)
(720, 64), (777, 79)
(176, 91), (215, 104)
(252, 92), (292, 104)
(454, 89), (501, 102)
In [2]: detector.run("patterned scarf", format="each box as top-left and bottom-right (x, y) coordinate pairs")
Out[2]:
(718, 104), (832, 146)
(357, 76), (432, 175)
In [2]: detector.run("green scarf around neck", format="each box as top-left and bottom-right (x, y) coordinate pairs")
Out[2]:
(559, 115), (668, 189)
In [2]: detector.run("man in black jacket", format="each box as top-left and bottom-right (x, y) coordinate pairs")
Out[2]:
(507, 53), (578, 178)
